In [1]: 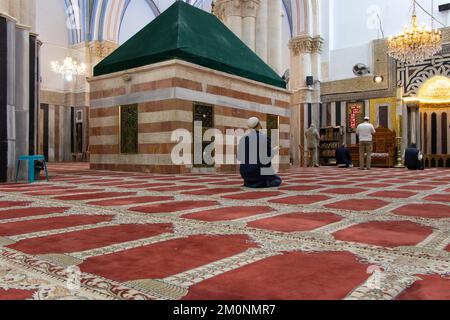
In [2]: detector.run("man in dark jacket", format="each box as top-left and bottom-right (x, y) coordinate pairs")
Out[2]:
(336, 143), (353, 168)
(238, 117), (282, 188)
(404, 144), (425, 170)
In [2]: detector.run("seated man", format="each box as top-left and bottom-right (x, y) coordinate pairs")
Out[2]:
(238, 117), (282, 188)
(336, 143), (353, 168)
(404, 144), (425, 170)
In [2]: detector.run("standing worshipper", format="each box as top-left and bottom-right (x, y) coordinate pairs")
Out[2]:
(238, 117), (282, 188)
(404, 144), (425, 170)
(305, 124), (321, 167)
(336, 143), (353, 168)
(356, 117), (376, 170)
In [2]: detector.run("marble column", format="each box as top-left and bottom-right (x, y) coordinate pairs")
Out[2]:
(288, 35), (323, 165)
(267, 0), (282, 74)
(255, 0), (268, 61)
(15, 24), (30, 179)
(1, 14), (17, 182)
(311, 36), (324, 82)
(415, 106), (421, 151)
(241, 0), (259, 50)
(214, 0), (243, 39)
(410, 107), (417, 145)
(288, 35), (314, 90)
(0, 15), (8, 182)
(228, 15), (242, 38)
(0, 7), (38, 182)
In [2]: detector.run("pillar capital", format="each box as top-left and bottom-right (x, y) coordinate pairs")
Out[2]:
(241, 0), (260, 18)
(88, 41), (118, 60)
(289, 35), (324, 55)
(214, 0), (260, 20)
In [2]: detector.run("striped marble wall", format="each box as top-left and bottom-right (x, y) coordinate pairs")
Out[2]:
(89, 60), (291, 174)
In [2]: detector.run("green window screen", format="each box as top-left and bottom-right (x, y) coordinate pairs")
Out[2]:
(120, 104), (138, 154)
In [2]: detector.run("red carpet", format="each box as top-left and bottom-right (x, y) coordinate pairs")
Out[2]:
(147, 186), (206, 192)
(396, 275), (450, 300)
(0, 201), (32, 208)
(357, 183), (393, 188)
(53, 192), (136, 201)
(270, 195), (329, 205)
(182, 188), (242, 196)
(130, 201), (219, 214)
(0, 215), (114, 236)
(24, 188), (102, 196)
(1, 164), (448, 300)
(322, 188), (367, 195)
(397, 185), (436, 191)
(80, 234), (257, 282)
(183, 251), (369, 300)
(333, 221), (433, 247)
(424, 194), (450, 202)
(279, 185), (323, 192)
(223, 191), (282, 200)
(0, 289), (36, 300)
(182, 206), (274, 222)
(325, 199), (389, 211)
(87, 196), (174, 206)
(247, 212), (342, 232)
(393, 204), (450, 219)
(8, 223), (173, 254)
(0, 207), (69, 220)
(368, 190), (417, 199)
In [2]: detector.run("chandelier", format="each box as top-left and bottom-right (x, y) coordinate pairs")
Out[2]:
(51, 57), (87, 81)
(388, 0), (442, 65)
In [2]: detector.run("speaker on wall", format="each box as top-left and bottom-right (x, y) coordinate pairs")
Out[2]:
(306, 76), (314, 86)
(439, 3), (450, 12)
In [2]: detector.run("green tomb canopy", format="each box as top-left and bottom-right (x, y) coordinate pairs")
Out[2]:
(94, 1), (286, 89)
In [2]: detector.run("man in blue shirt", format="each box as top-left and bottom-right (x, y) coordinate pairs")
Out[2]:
(404, 144), (425, 170)
(238, 117), (282, 188)
(336, 143), (353, 168)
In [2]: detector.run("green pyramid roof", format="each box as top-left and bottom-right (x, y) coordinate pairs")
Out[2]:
(94, 1), (286, 89)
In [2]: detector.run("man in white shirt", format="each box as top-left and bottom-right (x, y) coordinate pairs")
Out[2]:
(356, 117), (376, 170)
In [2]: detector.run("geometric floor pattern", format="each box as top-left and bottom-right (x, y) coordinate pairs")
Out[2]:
(0, 163), (449, 300)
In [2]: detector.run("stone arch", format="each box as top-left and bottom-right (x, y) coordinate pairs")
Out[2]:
(63, 0), (315, 44)
(102, 0), (207, 43)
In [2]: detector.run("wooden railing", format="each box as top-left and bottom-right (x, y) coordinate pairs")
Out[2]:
(424, 155), (450, 168)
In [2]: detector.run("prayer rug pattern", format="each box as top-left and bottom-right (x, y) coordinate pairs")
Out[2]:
(0, 163), (449, 300)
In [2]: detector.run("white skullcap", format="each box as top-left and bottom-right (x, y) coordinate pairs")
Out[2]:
(364, 116), (370, 121)
(247, 117), (260, 129)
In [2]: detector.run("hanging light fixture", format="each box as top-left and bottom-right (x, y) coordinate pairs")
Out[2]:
(388, 0), (442, 65)
(51, 57), (87, 81)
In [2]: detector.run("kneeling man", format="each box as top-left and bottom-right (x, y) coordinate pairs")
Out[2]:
(238, 117), (282, 188)
(404, 144), (425, 170)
